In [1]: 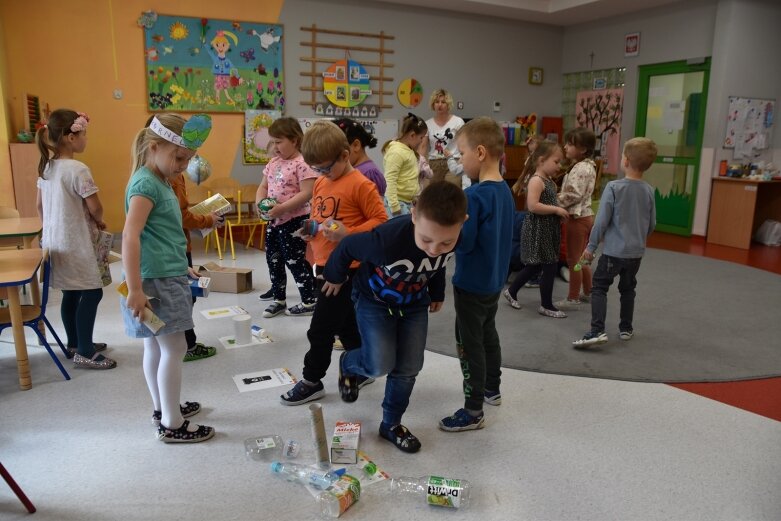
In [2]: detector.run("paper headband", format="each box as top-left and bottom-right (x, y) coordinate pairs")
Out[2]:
(149, 114), (212, 149)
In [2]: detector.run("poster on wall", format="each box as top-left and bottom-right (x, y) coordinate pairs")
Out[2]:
(322, 59), (372, 108)
(140, 12), (284, 113)
(298, 118), (398, 167)
(244, 110), (281, 164)
(576, 88), (623, 173)
(724, 96), (774, 157)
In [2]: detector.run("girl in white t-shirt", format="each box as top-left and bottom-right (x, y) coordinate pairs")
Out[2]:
(35, 109), (116, 369)
(423, 89), (465, 186)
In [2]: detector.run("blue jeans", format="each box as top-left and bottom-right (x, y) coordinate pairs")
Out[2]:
(342, 292), (429, 426)
(590, 254), (643, 333)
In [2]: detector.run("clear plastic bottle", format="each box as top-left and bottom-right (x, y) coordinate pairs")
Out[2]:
(390, 475), (471, 509)
(244, 434), (283, 461)
(317, 474), (361, 518)
(270, 461), (344, 490)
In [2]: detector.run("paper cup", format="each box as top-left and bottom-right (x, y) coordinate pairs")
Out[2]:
(233, 314), (252, 345)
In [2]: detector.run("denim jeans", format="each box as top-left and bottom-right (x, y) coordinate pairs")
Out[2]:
(590, 254), (643, 333)
(342, 292), (429, 426)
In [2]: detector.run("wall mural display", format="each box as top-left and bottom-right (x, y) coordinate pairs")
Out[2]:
(139, 11), (284, 112)
(322, 59), (372, 108)
(576, 88), (623, 174)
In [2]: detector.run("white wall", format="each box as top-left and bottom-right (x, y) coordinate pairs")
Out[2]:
(278, 0), (564, 121)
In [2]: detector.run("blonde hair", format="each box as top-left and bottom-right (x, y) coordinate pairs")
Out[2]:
(382, 113), (427, 154)
(130, 113), (186, 175)
(623, 137), (658, 172)
(456, 117), (505, 159)
(429, 89), (454, 111)
(301, 120), (349, 166)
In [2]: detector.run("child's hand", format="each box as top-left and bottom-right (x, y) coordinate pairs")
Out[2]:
(322, 281), (343, 297)
(556, 207), (570, 220)
(187, 267), (201, 279)
(429, 301), (443, 313)
(321, 220), (347, 242)
(443, 149), (452, 158)
(582, 249), (594, 261)
(267, 202), (285, 219)
(210, 212), (225, 228)
(126, 290), (152, 320)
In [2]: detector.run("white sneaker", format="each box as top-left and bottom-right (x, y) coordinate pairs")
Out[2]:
(559, 266), (570, 282)
(619, 330), (634, 341)
(554, 298), (582, 310)
(573, 331), (608, 348)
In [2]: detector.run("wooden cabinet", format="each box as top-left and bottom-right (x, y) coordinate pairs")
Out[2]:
(10, 143), (39, 218)
(707, 177), (781, 249)
(503, 145), (528, 210)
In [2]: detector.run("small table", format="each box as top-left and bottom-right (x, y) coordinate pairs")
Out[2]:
(0, 216), (42, 249)
(0, 249), (43, 390)
(707, 178), (781, 249)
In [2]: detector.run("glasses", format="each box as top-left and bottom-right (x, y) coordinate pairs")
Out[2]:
(310, 154), (342, 174)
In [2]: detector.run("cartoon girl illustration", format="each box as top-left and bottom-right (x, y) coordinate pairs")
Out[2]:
(204, 30), (238, 104)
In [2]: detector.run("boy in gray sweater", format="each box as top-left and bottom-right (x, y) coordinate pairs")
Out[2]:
(572, 137), (657, 348)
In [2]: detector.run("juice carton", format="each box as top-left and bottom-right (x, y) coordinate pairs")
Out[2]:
(116, 280), (165, 334)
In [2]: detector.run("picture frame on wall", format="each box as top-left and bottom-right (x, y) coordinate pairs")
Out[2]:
(529, 67), (544, 85)
(625, 32), (640, 57)
(593, 77), (607, 90)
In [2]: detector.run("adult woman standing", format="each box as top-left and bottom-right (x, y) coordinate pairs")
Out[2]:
(422, 89), (465, 186)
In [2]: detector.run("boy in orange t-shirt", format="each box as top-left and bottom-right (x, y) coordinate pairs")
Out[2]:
(280, 120), (387, 405)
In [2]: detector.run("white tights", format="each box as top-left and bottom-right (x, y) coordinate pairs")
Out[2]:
(143, 333), (188, 429)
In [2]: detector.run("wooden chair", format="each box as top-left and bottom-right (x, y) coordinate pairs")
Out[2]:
(201, 178), (239, 259)
(0, 250), (70, 381)
(223, 184), (267, 259)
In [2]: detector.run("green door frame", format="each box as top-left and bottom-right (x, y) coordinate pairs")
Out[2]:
(635, 58), (711, 236)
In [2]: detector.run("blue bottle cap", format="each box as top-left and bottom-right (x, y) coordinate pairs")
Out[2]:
(270, 461), (283, 473)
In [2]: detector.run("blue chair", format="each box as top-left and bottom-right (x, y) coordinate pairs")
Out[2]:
(0, 250), (70, 381)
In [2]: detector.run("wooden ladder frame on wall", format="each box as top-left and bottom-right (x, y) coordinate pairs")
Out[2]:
(299, 25), (395, 111)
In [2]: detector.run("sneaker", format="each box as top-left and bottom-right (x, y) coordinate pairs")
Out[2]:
(280, 380), (325, 406)
(72, 353), (117, 369)
(152, 401), (201, 426)
(572, 330), (608, 349)
(538, 306), (567, 318)
(554, 298), (582, 310)
(484, 389), (502, 406)
(263, 301), (286, 318)
(338, 352), (359, 403)
(258, 288), (275, 301)
(157, 420), (215, 443)
(579, 293), (591, 303)
(619, 330), (634, 341)
(66, 342), (108, 358)
(183, 343), (217, 362)
(524, 280), (540, 288)
(379, 423), (421, 453)
(559, 266), (570, 282)
(439, 408), (485, 432)
(285, 302), (316, 316)
(357, 375), (375, 389)
(502, 288), (522, 310)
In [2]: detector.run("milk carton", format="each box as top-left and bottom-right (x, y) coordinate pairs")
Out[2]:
(330, 421), (361, 464)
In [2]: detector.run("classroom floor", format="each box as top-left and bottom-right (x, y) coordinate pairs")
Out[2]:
(0, 233), (779, 521)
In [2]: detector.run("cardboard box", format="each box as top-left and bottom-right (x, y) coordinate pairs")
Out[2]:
(196, 262), (253, 293)
(330, 421), (361, 464)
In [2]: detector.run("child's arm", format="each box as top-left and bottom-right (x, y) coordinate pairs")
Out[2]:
(322, 184), (387, 242)
(456, 193), (478, 254)
(322, 229), (384, 295)
(444, 151), (463, 177)
(383, 148), (404, 215)
(428, 268), (446, 313)
(526, 177), (568, 219)
(418, 155), (434, 179)
(36, 189), (42, 220)
(647, 190), (657, 238)
(254, 176), (269, 217)
(122, 195), (154, 319)
(84, 194), (107, 230)
(267, 178), (314, 219)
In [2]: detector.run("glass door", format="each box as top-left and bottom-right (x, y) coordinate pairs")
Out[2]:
(635, 59), (710, 235)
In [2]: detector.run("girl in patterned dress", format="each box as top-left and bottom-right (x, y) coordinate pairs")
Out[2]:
(503, 141), (570, 318)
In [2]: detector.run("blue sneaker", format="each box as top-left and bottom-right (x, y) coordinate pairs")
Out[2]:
(280, 380), (325, 406)
(438, 408), (485, 432)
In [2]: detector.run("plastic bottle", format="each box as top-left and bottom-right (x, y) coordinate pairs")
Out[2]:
(390, 475), (471, 509)
(244, 434), (283, 461)
(270, 461), (344, 490)
(317, 474), (361, 518)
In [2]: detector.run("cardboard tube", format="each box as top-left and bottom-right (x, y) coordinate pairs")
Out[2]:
(233, 314), (252, 345)
(309, 403), (329, 469)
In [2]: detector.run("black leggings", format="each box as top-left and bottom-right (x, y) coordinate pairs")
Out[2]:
(507, 262), (558, 310)
(61, 288), (103, 357)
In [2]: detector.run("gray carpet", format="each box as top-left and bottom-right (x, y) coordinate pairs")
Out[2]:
(426, 248), (781, 383)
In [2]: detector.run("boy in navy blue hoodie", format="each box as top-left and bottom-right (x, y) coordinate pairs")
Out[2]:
(439, 117), (515, 432)
(322, 181), (467, 453)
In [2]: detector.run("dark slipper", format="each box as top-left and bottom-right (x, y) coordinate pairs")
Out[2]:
(66, 343), (107, 358)
(338, 352), (359, 403)
(379, 423), (421, 453)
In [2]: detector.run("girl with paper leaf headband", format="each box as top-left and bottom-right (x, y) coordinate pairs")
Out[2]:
(121, 113), (215, 443)
(36, 109), (117, 370)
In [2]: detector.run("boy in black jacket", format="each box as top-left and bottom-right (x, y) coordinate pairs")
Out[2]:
(322, 182), (467, 453)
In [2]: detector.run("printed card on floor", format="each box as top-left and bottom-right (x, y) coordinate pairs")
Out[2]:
(354, 451), (390, 487)
(219, 335), (272, 350)
(232, 368), (296, 393)
(200, 306), (248, 320)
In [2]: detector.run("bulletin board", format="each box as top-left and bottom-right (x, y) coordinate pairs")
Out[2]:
(723, 96), (774, 157)
(141, 13), (284, 113)
(298, 118), (398, 167)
